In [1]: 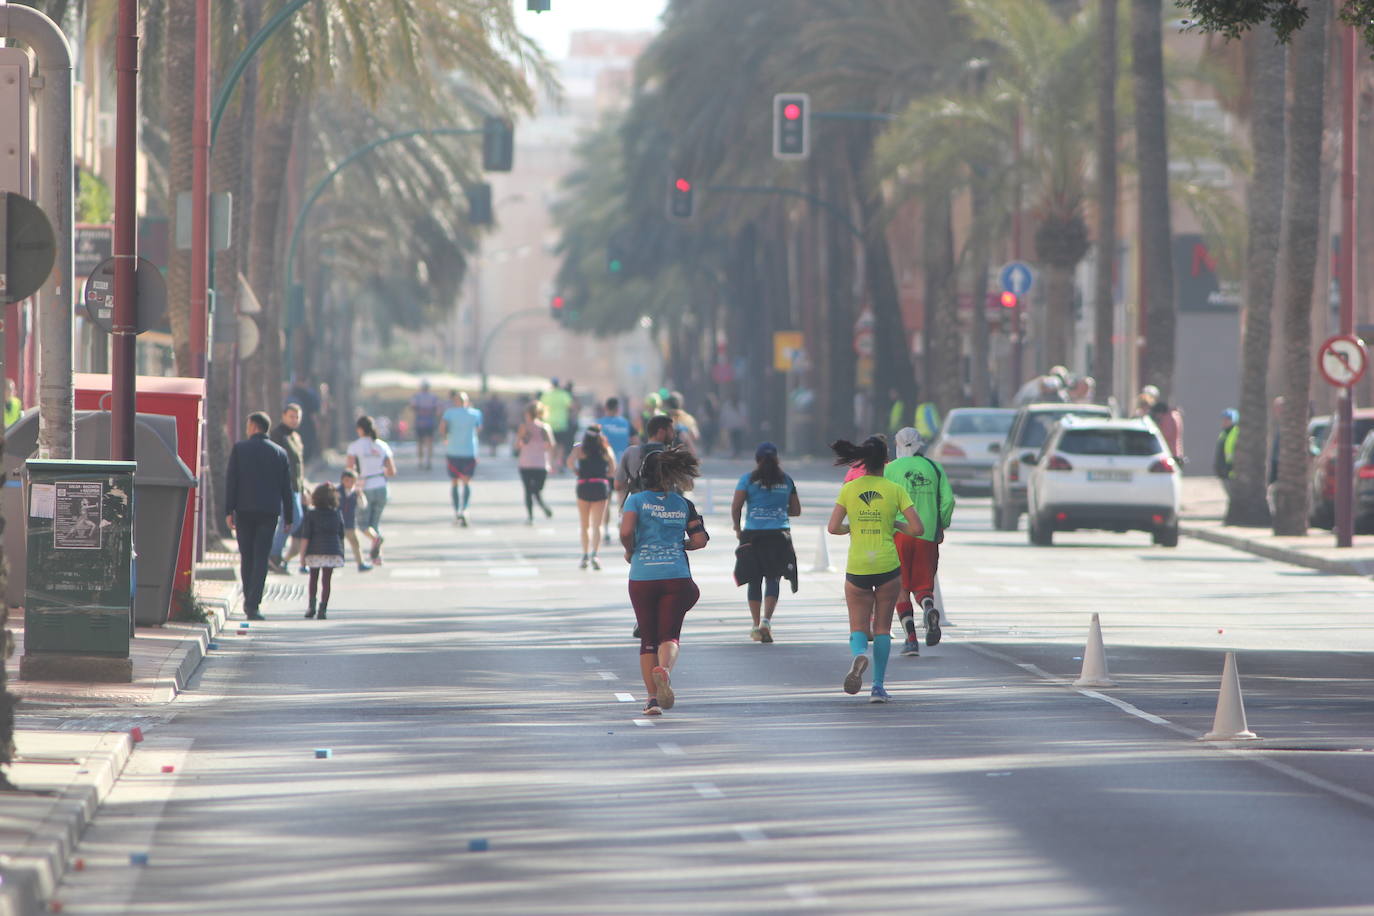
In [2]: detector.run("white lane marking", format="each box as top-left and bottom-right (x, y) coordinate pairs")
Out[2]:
(597, 671), (619, 681)
(632, 718), (656, 727)
(733, 825), (768, 844)
(388, 568), (440, 578)
(658, 742), (685, 756)
(582, 656), (600, 664)
(489, 565), (539, 577)
(613, 693), (635, 702)
(786, 884), (826, 907)
(1014, 661), (1174, 726)
(693, 782), (724, 799)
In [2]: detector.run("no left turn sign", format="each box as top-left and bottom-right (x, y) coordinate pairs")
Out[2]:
(1317, 334), (1368, 388)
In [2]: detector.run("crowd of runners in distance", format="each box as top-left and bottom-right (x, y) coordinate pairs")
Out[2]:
(398, 380), (955, 714)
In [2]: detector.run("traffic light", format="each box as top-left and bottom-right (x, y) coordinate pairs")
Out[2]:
(999, 291), (1018, 309)
(773, 93), (810, 160)
(999, 291), (1017, 333)
(482, 116), (514, 172)
(668, 177), (694, 221)
(527, 0), (551, 10)
(466, 182), (492, 226)
(551, 294), (566, 320)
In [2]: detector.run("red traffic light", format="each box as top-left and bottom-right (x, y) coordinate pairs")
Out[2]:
(675, 178), (692, 193)
(552, 295), (565, 309)
(783, 103), (802, 120)
(999, 291), (1018, 308)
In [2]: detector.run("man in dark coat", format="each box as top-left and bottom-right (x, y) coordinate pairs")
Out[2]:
(226, 411), (295, 620)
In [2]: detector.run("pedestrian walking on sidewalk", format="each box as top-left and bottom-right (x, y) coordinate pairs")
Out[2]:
(440, 391), (483, 526)
(268, 403), (308, 574)
(337, 468), (373, 572)
(884, 428), (954, 656)
(410, 380), (442, 470)
(621, 446), (709, 716)
(516, 402), (555, 523)
(225, 411), (295, 621)
(568, 424), (615, 569)
(346, 416), (395, 564)
(731, 442), (800, 643)
(298, 482), (346, 619)
(828, 437), (923, 703)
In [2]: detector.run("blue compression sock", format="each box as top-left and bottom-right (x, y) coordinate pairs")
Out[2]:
(451, 485), (461, 512)
(849, 631), (869, 656)
(873, 634), (892, 687)
(462, 483), (471, 509)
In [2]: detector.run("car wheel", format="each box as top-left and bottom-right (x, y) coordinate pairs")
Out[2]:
(1153, 524), (1179, 548)
(1028, 513), (1052, 546)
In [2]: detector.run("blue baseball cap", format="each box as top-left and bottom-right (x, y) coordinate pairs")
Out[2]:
(755, 442), (778, 461)
(1222, 409), (1239, 422)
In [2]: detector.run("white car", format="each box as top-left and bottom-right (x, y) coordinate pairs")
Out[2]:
(926, 407), (1016, 494)
(1025, 416), (1182, 547)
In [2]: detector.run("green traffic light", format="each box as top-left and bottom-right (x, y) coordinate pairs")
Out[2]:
(609, 259), (622, 273)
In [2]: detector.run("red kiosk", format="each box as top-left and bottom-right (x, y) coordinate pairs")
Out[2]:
(74, 374), (205, 606)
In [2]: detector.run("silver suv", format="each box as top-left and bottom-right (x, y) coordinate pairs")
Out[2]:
(989, 401), (1114, 531)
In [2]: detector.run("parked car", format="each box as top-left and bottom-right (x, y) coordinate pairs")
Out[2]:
(926, 407), (1016, 495)
(990, 402), (1114, 530)
(1307, 408), (1374, 529)
(1025, 416), (1182, 547)
(1356, 429), (1374, 534)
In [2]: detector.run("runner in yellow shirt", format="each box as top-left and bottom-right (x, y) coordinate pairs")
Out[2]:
(827, 436), (923, 703)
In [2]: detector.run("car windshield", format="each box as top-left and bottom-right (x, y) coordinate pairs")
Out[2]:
(1019, 409), (1109, 448)
(947, 413), (1014, 436)
(1058, 428), (1163, 456)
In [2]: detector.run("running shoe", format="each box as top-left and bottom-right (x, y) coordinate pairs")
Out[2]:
(869, 685), (891, 704)
(590, 556), (602, 570)
(458, 513), (469, 528)
(843, 654), (870, 695)
(750, 626), (763, 642)
(358, 562), (373, 573)
(651, 665), (675, 710)
(901, 636), (921, 657)
(923, 599), (942, 647)
(579, 554), (589, 569)
(369, 536), (383, 562)
(759, 619), (773, 644)
(643, 698), (662, 716)
(632, 624), (641, 639)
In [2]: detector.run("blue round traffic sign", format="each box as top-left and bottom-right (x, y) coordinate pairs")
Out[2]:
(999, 261), (1035, 296)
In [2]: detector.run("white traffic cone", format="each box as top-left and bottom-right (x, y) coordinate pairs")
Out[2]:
(1073, 613), (1116, 688)
(811, 527), (834, 572)
(1202, 651), (1259, 740)
(933, 574), (954, 626)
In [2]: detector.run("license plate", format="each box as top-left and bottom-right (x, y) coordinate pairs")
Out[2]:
(1087, 470), (1131, 482)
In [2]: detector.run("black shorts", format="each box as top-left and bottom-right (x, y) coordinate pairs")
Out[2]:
(554, 427), (576, 450)
(576, 480), (610, 502)
(845, 568), (901, 590)
(415, 425), (436, 441)
(447, 455), (477, 479)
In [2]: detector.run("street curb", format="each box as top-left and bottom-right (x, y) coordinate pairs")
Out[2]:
(0, 731), (132, 916)
(1181, 524), (1374, 577)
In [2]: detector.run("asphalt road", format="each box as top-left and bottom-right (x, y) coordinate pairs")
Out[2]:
(53, 455), (1374, 915)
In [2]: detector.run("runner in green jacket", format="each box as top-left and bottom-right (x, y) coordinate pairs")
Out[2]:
(884, 427), (955, 656)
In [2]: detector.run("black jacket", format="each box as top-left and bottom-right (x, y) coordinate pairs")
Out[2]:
(300, 507), (345, 558)
(733, 528), (799, 593)
(270, 422), (306, 493)
(225, 433), (295, 521)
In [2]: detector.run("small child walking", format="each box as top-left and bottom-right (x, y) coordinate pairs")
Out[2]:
(338, 469), (373, 572)
(298, 482), (346, 619)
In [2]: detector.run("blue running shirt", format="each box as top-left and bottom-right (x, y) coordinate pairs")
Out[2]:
(442, 406), (483, 457)
(736, 472), (796, 530)
(625, 490), (701, 580)
(600, 414), (632, 456)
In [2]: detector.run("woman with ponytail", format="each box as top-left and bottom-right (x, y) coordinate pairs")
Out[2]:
(731, 442), (800, 642)
(827, 436), (923, 703)
(620, 445), (709, 716)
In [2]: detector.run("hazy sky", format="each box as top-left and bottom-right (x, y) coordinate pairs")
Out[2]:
(515, 0), (669, 58)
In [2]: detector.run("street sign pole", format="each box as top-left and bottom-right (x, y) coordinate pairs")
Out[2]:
(111, 0), (138, 461)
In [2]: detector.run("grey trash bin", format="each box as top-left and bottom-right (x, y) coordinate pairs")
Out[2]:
(3, 410), (197, 626)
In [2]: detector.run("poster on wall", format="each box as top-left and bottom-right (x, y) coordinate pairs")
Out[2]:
(53, 481), (103, 549)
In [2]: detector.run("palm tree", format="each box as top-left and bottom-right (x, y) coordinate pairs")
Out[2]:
(1133, 0), (1176, 398)
(1271, 1), (1328, 535)
(1226, 28), (1286, 528)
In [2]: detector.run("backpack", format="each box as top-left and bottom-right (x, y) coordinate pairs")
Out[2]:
(628, 441), (667, 493)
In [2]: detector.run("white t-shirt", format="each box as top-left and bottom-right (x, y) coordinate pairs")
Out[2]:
(347, 436), (394, 490)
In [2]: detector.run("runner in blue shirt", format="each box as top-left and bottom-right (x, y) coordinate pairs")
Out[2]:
(621, 445), (709, 716)
(731, 442), (800, 643)
(598, 397), (636, 537)
(439, 391), (483, 526)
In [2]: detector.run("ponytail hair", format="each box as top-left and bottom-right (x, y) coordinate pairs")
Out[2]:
(751, 449), (785, 488)
(357, 415), (378, 440)
(642, 443), (699, 493)
(831, 435), (887, 477)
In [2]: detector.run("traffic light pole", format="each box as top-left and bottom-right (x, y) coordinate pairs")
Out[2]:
(281, 127), (484, 377)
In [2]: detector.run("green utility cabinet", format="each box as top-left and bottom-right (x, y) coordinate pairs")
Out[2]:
(19, 459), (136, 682)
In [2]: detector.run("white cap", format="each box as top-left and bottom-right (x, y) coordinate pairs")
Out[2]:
(895, 426), (923, 457)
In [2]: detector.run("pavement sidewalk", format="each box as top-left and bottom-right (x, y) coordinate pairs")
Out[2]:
(0, 562), (242, 916)
(1179, 475), (1374, 576)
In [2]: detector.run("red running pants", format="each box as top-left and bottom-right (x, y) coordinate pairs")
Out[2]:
(893, 531), (939, 613)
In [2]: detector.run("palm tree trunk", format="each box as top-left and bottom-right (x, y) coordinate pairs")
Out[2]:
(823, 162), (857, 443)
(1132, 0), (1176, 396)
(244, 100), (297, 412)
(1226, 28), (1286, 528)
(163, 0), (196, 374)
(1271, 1), (1329, 536)
(1041, 262), (1075, 368)
(1093, 0), (1119, 403)
(970, 179), (993, 406)
(0, 429), (14, 790)
(922, 184), (961, 411)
